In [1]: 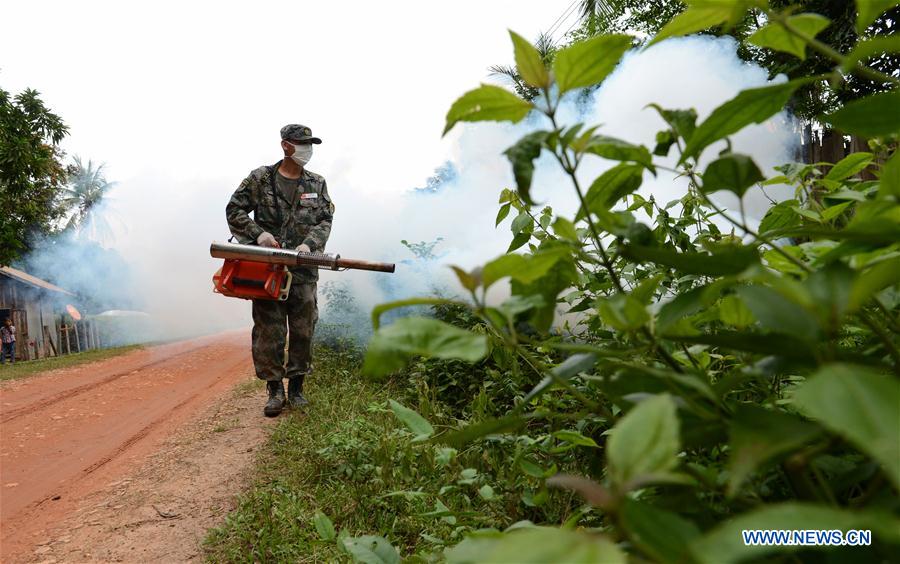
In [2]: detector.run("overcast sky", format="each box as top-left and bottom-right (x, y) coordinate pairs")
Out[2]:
(2, 2), (796, 336)
(2, 0), (575, 193)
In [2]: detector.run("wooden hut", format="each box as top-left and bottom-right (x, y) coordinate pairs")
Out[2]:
(0, 266), (74, 361)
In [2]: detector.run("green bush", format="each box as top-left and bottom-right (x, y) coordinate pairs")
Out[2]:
(360, 2), (900, 562)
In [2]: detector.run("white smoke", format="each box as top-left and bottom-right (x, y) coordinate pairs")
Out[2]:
(45, 35), (796, 342)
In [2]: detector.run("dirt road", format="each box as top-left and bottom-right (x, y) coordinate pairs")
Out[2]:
(0, 332), (269, 562)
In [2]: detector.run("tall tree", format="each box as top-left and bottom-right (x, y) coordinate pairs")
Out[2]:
(61, 156), (117, 243)
(0, 87), (69, 265)
(571, 0), (900, 121)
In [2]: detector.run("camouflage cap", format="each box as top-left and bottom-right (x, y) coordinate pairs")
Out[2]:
(280, 124), (322, 144)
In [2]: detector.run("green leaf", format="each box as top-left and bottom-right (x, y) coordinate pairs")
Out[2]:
(880, 148), (900, 198)
(313, 511), (337, 541)
(578, 163), (644, 219)
(621, 244), (759, 276)
(363, 317), (488, 377)
(450, 266), (479, 293)
(507, 232), (531, 252)
(478, 484), (495, 500)
(482, 248), (568, 289)
(446, 527), (626, 564)
(691, 505), (900, 564)
(748, 14), (830, 60)
(388, 399), (434, 441)
(727, 404), (821, 496)
(597, 293), (649, 331)
(371, 297), (459, 330)
(791, 205), (822, 222)
(667, 331), (816, 360)
(718, 295), (754, 328)
(804, 262), (855, 329)
(438, 414), (537, 447)
(343, 535), (400, 564)
(553, 34), (632, 94)
(826, 89), (900, 138)
(792, 364), (900, 489)
(520, 458), (549, 478)
(607, 394), (680, 489)
(825, 152), (874, 181)
(511, 256), (579, 332)
(701, 153), (764, 198)
(848, 258), (900, 312)
(552, 217), (579, 241)
(647, 104), (697, 142)
(443, 84), (533, 136)
(735, 285), (820, 339)
(504, 131), (549, 207)
(497, 294), (545, 321)
(857, 0), (899, 32)
(510, 211), (532, 234)
(495, 202), (511, 226)
(647, 1), (735, 47)
(657, 281), (730, 333)
(523, 352), (598, 404)
(509, 30), (549, 88)
(681, 80), (806, 163)
(584, 135), (654, 169)
(632, 273), (664, 304)
(552, 429), (599, 448)
(759, 200), (800, 234)
(846, 35), (900, 70)
(620, 499), (700, 564)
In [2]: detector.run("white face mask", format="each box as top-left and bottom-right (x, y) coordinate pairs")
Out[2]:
(289, 143), (313, 166)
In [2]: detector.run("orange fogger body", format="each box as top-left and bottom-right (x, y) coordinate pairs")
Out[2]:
(212, 259), (292, 301)
(210, 241), (395, 301)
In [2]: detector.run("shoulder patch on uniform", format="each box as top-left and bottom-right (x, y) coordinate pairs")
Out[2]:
(249, 166), (270, 180)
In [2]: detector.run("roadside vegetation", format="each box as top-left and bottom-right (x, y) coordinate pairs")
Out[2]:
(0, 344), (143, 382)
(210, 1), (898, 562)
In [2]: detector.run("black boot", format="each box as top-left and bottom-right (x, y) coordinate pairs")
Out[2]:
(287, 377), (309, 408)
(264, 380), (285, 417)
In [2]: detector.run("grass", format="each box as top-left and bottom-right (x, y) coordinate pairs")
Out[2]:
(204, 345), (396, 562)
(0, 344), (144, 382)
(203, 346), (558, 563)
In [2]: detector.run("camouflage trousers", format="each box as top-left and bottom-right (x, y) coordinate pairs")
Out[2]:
(251, 281), (318, 385)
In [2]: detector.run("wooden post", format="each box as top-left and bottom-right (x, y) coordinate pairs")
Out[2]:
(74, 322), (81, 353)
(44, 326), (57, 356)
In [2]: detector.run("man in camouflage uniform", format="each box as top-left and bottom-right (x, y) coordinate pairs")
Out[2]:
(226, 124), (334, 417)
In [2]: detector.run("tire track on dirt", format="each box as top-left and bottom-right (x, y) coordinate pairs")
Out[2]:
(1, 344), (208, 423)
(0, 332), (255, 563)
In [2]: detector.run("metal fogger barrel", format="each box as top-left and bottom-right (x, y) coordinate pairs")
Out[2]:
(210, 241), (395, 301)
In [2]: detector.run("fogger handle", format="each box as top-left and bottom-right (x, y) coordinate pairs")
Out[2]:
(209, 241), (395, 273)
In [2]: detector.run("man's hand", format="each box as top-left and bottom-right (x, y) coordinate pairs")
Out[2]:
(296, 243), (311, 253)
(257, 232), (280, 248)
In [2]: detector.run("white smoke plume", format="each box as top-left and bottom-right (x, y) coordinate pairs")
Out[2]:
(30, 35), (796, 343)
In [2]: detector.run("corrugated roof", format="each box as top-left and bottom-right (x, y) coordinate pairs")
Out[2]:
(0, 266), (75, 296)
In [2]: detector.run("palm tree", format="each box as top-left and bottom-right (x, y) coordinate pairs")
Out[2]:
(60, 156), (117, 243)
(489, 33), (558, 101)
(577, 0), (623, 34)
(488, 1), (623, 101)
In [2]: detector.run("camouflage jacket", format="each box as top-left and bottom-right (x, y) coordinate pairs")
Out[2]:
(226, 161), (334, 281)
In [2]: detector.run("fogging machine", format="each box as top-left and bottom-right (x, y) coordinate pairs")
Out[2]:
(210, 241), (395, 301)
